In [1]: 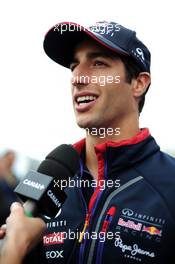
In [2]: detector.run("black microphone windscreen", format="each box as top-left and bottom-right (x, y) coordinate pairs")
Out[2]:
(37, 144), (80, 180)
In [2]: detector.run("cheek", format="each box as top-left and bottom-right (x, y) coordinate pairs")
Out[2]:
(71, 86), (74, 100)
(102, 81), (121, 100)
(102, 81), (131, 109)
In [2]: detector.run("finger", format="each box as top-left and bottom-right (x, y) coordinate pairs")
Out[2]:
(33, 218), (46, 234)
(10, 202), (24, 216)
(10, 202), (23, 212)
(0, 232), (5, 239)
(0, 229), (6, 237)
(0, 225), (6, 239)
(0, 224), (7, 231)
(6, 203), (24, 224)
(6, 216), (10, 224)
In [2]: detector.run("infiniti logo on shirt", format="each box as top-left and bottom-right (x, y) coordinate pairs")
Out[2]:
(121, 208), (165, 225)
(122, 208), (134, 217)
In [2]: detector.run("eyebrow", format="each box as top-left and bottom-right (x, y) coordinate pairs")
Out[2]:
(70, 51), (120, 65)
(87, 51), (120, 60)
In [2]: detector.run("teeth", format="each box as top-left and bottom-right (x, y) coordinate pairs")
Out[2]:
(77, 95), (97, 102)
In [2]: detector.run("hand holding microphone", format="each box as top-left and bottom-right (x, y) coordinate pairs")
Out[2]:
(0, 144), (80, 263)
(14, 144), (80, 218)
(0, 202), (46, 264)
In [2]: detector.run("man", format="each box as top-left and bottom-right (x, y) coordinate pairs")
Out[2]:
(7, 21), (175, 263)
(0, 202), (46, 264)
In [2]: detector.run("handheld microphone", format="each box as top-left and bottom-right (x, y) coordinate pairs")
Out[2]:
(14, 144), (80, 218)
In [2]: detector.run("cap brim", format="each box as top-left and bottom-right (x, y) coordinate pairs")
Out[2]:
(43, 22), (128, 68)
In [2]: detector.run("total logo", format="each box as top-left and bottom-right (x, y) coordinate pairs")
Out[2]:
(46, 250), (64, 259)
(43, 232), (64, 245)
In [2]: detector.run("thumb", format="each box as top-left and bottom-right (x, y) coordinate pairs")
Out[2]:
(10, 202), (24, 214)
(6, 203), (24, 225)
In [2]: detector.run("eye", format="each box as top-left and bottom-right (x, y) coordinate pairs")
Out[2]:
(70, 62), (78, 72)
(94, 60), (108, 67)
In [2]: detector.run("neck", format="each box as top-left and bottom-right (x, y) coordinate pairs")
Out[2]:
(85, 113), (139, 179)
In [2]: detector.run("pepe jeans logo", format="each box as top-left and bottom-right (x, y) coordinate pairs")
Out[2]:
(114, 238), (155, 258)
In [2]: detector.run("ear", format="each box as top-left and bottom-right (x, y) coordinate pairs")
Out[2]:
(132, 72), (151, 98)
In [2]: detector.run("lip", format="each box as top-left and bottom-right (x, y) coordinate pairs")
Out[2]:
(73, 91), (99, 113)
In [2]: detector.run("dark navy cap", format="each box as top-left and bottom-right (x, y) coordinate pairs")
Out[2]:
(43, 21), (151, 72)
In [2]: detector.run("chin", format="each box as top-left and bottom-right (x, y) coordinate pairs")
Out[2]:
(76, 118), (93, 129)
(76, 114), (102, 129)
(77, 122), (90, 129)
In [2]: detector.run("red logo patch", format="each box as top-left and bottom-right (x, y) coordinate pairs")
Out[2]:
(43, 232), (65, 245)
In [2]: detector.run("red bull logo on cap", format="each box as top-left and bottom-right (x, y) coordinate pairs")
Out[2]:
(142, 225), (162, 236)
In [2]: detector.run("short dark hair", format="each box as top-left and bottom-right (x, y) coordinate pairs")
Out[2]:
(119, 55), (150, 113)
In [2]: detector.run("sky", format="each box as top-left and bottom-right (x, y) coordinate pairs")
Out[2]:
(0, 0), (174, 160)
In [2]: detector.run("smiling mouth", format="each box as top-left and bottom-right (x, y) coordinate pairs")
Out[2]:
(74, 94), (98, 112)
(76, 95), (98, 105)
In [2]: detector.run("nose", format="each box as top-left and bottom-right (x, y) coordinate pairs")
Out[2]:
(71, 63), (90, 89)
